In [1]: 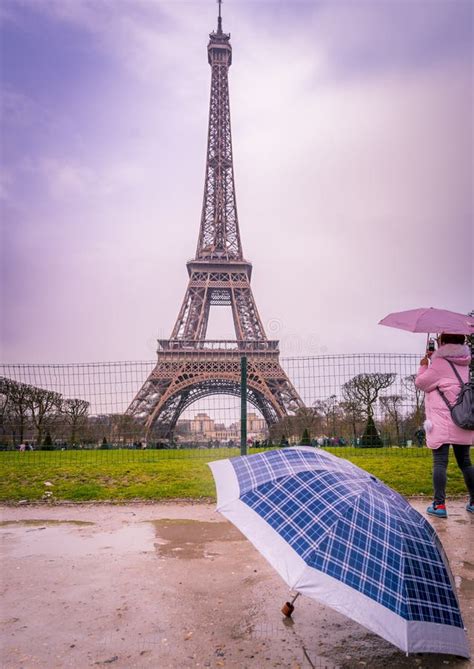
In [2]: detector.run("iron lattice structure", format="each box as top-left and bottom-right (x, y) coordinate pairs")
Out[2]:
(128, 8), (303, 437)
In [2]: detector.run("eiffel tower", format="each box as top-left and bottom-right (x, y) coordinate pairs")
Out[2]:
(128, 3), (303, 438)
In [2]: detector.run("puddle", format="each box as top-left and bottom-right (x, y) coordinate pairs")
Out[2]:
(0, 523), (154, 558)
(0, 519), (94, 527)
(0, 519), (243, 561)
(455, 575), (474, 595)
(152, 519), (243, 559)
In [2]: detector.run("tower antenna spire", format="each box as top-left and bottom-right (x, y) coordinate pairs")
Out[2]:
(217, 0), (223, 34)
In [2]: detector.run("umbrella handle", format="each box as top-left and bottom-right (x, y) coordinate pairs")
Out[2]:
(290, 592), (300, 606)
(281, 592), (300, 617)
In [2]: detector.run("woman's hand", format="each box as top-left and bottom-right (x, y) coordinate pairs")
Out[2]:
(420, 356), (429, 366)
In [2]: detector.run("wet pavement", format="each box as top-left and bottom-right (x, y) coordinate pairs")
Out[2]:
(0, 500), (472, 669)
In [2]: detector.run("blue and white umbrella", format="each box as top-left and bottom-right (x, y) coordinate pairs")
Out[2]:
(209, 447), (470, 658)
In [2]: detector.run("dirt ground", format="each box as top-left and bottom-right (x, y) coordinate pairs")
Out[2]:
(0, 499), (473, 669)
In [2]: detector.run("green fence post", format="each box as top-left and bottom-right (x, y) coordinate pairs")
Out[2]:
(240, 355), (248, 456)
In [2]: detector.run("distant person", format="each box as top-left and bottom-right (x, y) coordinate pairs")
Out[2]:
(19, 443), (26, 452)
(414, 427), (425, 447)
(415, 333), (474, 517)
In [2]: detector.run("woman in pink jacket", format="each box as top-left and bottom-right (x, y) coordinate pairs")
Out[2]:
(415, 333), (474, 517)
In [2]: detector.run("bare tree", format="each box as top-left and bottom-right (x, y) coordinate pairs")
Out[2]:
(27, 387), (62, 446)
(402, 374), (425, 426)
(0, 379), (10, 443)
(0, 377), (32, 444)
(61, 398), (89, 445)
(110, 413), (144, 445)
(339, 399), (365, 443)
(269, 414), (295, 443)
(269, 406), (321, 443)
(293, 406), (322, 441)
(342, 373), (396, 446)
(342, 373), (396, 418)
(380, 394), (405, 445)
(313, 395), (341, 437)
(85, 414), (114, 445)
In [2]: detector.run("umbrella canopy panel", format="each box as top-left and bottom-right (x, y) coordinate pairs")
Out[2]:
(234, 452), (459, 625)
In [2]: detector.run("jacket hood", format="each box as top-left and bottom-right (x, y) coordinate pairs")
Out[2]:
(432, 343), (471, 366)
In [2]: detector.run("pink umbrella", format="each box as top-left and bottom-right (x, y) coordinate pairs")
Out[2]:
(379, 307), (474, 335)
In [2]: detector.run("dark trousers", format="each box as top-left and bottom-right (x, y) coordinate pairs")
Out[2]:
(432, 444), (474, 504)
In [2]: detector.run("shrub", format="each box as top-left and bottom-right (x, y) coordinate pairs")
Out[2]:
(41, 432), (55, 450)
(300, 428), (311, 445)
(359, 415), (383, 447)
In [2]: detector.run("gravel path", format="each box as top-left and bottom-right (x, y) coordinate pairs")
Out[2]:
(1, 500), (472, 669)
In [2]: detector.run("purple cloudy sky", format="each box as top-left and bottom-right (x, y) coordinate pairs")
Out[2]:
(1, 0), (472, 363)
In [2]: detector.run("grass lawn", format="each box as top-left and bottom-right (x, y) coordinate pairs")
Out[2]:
(0, 447), (469, 502)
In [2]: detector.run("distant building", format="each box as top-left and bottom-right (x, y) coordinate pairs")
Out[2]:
(248, 413), (266, 434)
(191, 413), (214, 435)
(176, 411), (267, 444)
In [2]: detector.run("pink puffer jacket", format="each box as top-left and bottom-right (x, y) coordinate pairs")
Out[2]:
(415, 344), (474, 449)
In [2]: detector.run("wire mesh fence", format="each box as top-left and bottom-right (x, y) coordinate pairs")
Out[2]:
(0, 352), (428, 464)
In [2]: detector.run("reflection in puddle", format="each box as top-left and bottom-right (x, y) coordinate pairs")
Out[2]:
(152, 519), (243, 560)
(302, 647), (339, 669)
(248, 621), (338, 669)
